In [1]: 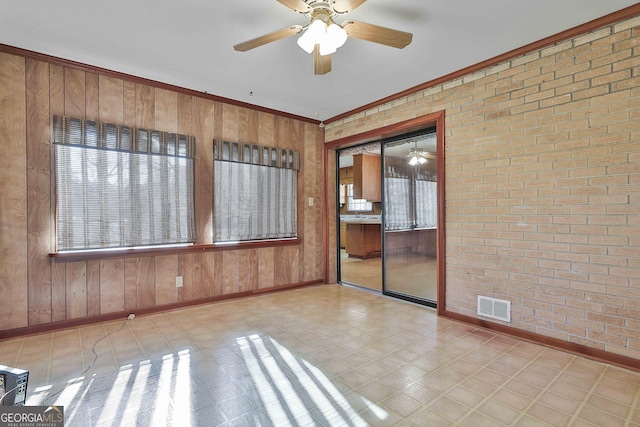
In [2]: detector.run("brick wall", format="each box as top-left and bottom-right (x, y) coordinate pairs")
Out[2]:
(325, 16), (640, 360)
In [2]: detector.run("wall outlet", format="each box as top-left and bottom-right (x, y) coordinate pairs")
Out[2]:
(308, 197), (314, 207)
(176, 276), (183, 288)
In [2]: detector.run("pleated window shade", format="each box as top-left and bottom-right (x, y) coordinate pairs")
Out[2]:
(213, 140), (298, 242)
(53, 116), (196, 251)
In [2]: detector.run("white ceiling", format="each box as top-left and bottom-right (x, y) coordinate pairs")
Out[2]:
(0, 0), (636, 121)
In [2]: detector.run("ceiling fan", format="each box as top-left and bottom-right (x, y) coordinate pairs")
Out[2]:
(407, 140), (435, 166)
(233, 0), (413, 75)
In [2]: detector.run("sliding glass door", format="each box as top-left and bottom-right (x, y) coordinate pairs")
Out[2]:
(338, 143), (382, 291)
(336, 130), (440, 306)
(382, 131), (438, 305)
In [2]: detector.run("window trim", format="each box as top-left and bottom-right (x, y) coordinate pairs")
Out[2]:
(48, 238), (301, 261)
(51, 115), (197, 252)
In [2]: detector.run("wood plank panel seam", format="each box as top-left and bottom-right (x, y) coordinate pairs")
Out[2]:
(2, 52), (324, 332)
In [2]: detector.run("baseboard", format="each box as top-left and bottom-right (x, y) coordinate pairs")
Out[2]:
(441, 310), (640, 373)
(0, 280), (324, 340)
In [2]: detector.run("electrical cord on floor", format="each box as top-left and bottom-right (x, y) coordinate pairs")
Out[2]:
(0, 386), (20, 405)
(44, 317), (131, 405)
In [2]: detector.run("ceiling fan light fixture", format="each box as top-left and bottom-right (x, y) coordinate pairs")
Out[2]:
(319, 42), (337, 56)
(297, 17), (348, 56)
(408, 148), (430, 166)
(234, 0), (413, 74)
(297, 19), (326, 53)
(326, 22), (348, 48)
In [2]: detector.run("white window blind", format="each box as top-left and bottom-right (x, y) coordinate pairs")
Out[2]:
(53, 116), (196, 251)
(213, 140), (298, 242)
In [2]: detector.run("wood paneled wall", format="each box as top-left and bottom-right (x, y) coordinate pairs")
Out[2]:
(0, 52), (28, 329)
(0, 52), (325, 332)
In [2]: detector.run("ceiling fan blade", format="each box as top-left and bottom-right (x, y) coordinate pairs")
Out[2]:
(333, 0), (367, 14)
(343, 20), (413, 49)
(234, 25), (303, 52)
(276, 0), (311, 13)
(314, 45), (332, 75)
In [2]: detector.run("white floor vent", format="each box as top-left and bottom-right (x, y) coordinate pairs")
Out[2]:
(477, 296), (511, 323)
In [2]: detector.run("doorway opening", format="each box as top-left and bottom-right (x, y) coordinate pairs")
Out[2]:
(382, 129), (438, 306)
(335, 127), (441, 308)
(338, 142), (383, 292)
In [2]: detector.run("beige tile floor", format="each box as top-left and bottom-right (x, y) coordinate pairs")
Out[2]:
(341, 250), (438, 301)
(1, 284), (639, 426)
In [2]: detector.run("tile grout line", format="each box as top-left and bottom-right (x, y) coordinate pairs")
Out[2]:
(125, 318), (151, 361)
(511, 355), (578, 425)
(174, 310), (207, 353)
(77, 327), (87, 372)
(566, 364), (610, 427)
(623, 378), (640, 427)
(13, 337), (25, 368)
(103, 323), (122, 371)
(395, 329), (522, 425)
(491, 351), (578, 427)
(451, 339), (553, 427)
(378, 331), (482, 423)
(147, 314), (178, 355)
(80, 326), (101, 376)
(46, 333), (54, 383)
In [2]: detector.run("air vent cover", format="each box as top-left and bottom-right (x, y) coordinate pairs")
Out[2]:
(477, 296), (511, 322)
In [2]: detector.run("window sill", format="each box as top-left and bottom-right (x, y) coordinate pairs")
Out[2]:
(49, 238), (301, 262)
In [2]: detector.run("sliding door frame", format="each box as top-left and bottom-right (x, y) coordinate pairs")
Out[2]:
(324, 111), (446, 314)
(335, 143), (382, 289)
(381, 128), (438, 308)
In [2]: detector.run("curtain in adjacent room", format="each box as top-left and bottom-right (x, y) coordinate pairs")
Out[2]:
(384, 176), (412, 230)
(416, 180), (437, 228)
(384, 163), (437, 230)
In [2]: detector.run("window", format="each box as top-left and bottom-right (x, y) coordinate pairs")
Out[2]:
(345, 184), (373, 212)
(53, 116), (196, 251)
(213, 140), (298, 242)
